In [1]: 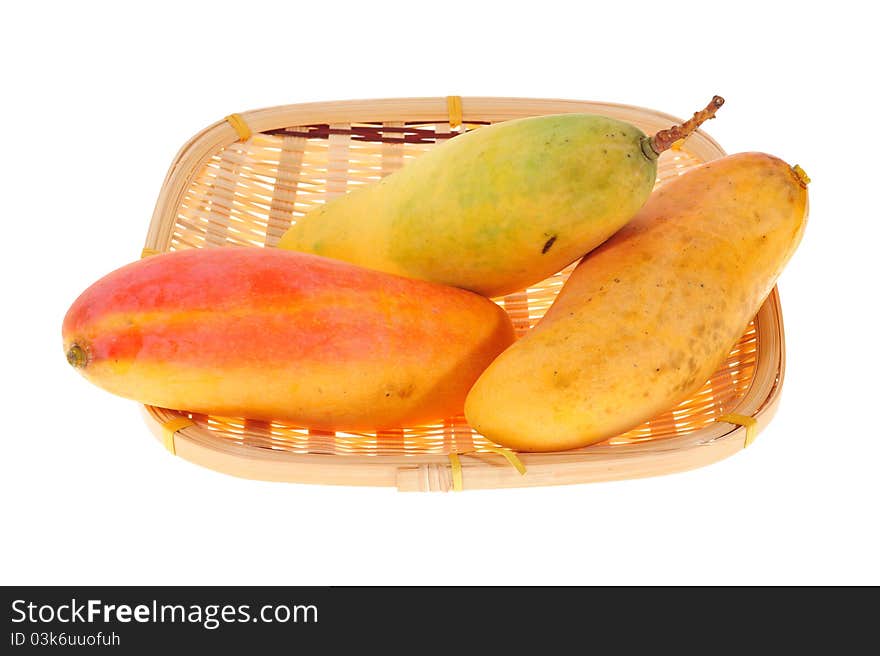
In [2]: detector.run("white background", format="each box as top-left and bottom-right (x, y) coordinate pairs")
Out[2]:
(2, 0), (877, 585)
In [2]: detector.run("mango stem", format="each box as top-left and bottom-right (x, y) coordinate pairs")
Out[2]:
(642, 95), (725, 159)
(66, 343), (88, 369)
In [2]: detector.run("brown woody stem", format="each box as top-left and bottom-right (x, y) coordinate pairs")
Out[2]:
(642, 95), (725, 159)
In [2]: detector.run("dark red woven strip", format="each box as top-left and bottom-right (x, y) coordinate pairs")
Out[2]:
(261, 121), (489, 145)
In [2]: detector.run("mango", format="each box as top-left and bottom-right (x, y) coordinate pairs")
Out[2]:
(63, 248), (514, 429)
(464, 153), (809, 451)
(278, 98), (724, 297)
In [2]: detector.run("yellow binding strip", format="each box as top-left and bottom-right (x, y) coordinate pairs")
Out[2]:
(141, 247), (161, 259)
(717, 413), (758, 448)
(446, 96), (463, 129)
(449, 453), (463, 492)
(448, 447), (526, 491)
(482, 446), (527, 475)
(792, 164), (811, 187)
(160, 416), (194, 455)
(225, 113), (252, 142)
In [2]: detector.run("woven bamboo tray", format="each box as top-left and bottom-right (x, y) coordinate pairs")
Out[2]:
(140, 96), (785, 491)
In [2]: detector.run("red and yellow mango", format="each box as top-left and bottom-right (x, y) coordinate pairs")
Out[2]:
(63, 247), (515, 429)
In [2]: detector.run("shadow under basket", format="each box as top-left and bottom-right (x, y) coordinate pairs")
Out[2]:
(141, 96), (785, 491)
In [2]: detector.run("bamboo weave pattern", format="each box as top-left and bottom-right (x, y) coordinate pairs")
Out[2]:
(155, 113), (760, 457)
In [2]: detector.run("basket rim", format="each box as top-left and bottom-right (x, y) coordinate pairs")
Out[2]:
(140, 95), (783, 491)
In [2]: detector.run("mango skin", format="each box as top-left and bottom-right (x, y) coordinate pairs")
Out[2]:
(63, 248), (514, 430)
(465, 153), (809, 451)
(278, 114), (657, 297)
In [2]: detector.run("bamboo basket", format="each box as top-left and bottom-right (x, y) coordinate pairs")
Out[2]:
(140, 96), (785, 491)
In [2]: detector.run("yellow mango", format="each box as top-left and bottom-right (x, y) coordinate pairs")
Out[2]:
(465, 153), (809, 451)
(279, 98), (724, 297)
